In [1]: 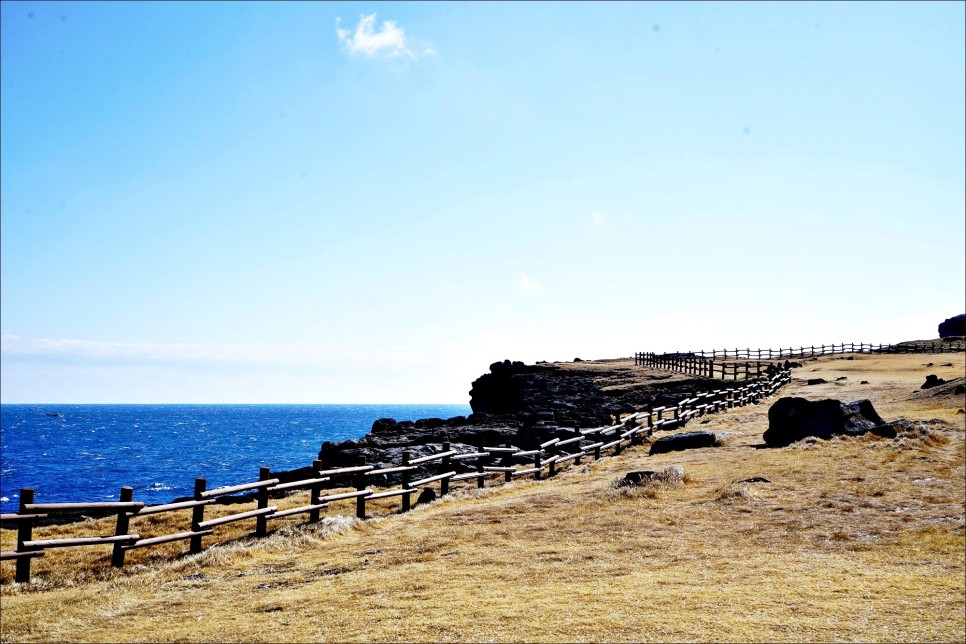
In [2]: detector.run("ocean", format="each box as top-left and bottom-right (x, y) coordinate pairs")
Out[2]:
(0, 404), (471, 515)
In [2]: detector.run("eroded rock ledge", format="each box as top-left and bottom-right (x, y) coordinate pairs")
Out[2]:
(316, 358), (734, 476)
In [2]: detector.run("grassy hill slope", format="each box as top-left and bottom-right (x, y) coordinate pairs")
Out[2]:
(2, 353), (963, 642)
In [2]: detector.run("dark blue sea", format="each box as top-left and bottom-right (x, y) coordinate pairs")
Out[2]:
(0, 404), (471, 515)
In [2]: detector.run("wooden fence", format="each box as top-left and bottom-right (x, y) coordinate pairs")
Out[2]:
(635, 339), (965, 370)
(634, 354), (781, 381)
(1, 368), (792, 584)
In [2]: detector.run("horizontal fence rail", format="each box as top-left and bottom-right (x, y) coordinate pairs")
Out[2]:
(1, 367), (795, 583)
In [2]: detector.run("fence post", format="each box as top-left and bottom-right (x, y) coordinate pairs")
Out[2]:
(190, 478), (207, 554)
(310, 459), (324, 522)
(256, 466), (270, 537)
(630, 423), (642, 446)
(15, 488), (35, 583)
(504, 442), (514, 483)
(111, 486), (134, 568)
(355, 456), (367, 520)
(401, 451), (413, 511)
(574, 430), (585, 463)
(477, 440), (489, 489)
(440, 440), (451, 496)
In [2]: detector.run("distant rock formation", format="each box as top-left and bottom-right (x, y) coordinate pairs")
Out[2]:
(468, 359), (615, 429)
(938, 314), (966, 338)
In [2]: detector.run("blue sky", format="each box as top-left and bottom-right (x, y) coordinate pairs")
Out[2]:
(2, 1), (964, 403)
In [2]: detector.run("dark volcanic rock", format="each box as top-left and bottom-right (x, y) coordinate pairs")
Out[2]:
(762, 397), (888, 447)
(865, 420), (911, 439)
(921, 375), (947, 389)
(468, 359), (710, 429)
(649, 431), (717, 455)
(938, 313), (966, 338)
(309, 359), (745, 491)
(371, 418), (398, 433)
(414, 488), (436, 506)
(468, 358), (620, 427)
(618, 471), (659, 487)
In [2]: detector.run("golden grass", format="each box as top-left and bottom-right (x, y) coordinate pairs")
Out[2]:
(2, 352), (964, 642)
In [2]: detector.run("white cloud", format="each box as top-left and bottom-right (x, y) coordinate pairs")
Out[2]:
(591, 212), (605, 225)
(517, 273), (542, 294)
(336, 13), (433, 60)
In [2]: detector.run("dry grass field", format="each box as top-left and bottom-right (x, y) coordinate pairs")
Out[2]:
(2, 352), (964, 643)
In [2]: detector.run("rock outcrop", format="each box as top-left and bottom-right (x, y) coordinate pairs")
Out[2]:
(938, 314), (966, 338)
(762, 397), (893, 447)
(316, 359), (736, 477)
(468, 359), (617, 428)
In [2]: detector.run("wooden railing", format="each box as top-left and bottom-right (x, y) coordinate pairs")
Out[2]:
(635, 340), (964, 365)
(633, 354), (782, 381)
(1, 368), (792, 584)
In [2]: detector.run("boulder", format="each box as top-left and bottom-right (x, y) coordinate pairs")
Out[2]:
(865, 420), (912, 439)
(762, 397), (888, 447)
(921, 375), (947, 389)
(371, 418), (397, 433)
(414, 488), (437, 506)
(414, 417), (445, 430)
(649, 431), (717, 455)
(938, 314), (966, 338)
(618, 465), (686, 486)
(618, 471), (660, 486)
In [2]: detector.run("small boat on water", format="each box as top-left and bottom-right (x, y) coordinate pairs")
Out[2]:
(45, 412), (63, 418)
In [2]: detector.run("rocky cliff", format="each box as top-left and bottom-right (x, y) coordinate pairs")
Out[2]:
(316, 358), (732, 480)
